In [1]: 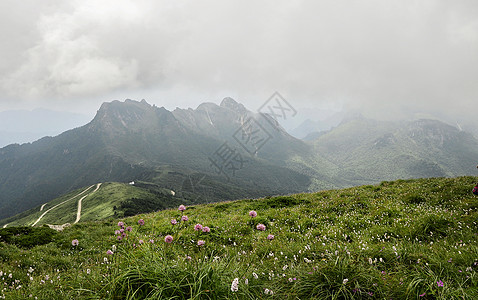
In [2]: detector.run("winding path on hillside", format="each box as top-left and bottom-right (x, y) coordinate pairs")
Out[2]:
(40, 203), (47, 211)
(2, 224), (7, 228)
(31, 184), (95, 227)
(74, 183), (102, 223)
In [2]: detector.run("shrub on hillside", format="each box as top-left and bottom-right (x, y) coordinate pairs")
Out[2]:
(0, 226), (57, 248)
(120, 197), (167, 217)
(410, 214), (450, 241)
(253, 196), (308, 210)
(403, 193), (426, 204)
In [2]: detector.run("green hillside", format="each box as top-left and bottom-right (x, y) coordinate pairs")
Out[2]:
(1, 176), (478, 299)
(0, 182), (181, 228)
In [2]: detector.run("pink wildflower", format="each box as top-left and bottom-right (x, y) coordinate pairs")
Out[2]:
(106, 250), (114, 255)
(171, 219), (177, 225)
(202, 226), (211, 233)
(197, 240), (205, 246)
(126, 226), (133, 232)
(181, 215), (189, 222)
(178, 205), (186, 212)
(437, 280), (444, 287)
(256, 223), (266, 231)
(118, 221), (124, 228)
(117, 235), (123, 241)
(165, 235), (173, 243)
(138, 219), (145, 226)
(71, 239), (79, 246)
(249, 210), (257, 218)
(267, 234), (274, 240)
(194, 223), (203, 231)
(114, 230), (120, 235)
(139, 239), (144, 244)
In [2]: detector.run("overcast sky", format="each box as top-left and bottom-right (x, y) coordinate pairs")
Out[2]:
(1, 0), (477, 122)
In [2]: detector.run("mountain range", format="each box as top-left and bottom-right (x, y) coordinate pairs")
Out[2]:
(0, 98), (477, 221)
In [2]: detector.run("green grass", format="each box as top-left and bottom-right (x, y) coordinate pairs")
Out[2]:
(1, 176), (478, 299)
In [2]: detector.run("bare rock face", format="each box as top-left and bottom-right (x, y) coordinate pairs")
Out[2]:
(47, 223), (71, 231)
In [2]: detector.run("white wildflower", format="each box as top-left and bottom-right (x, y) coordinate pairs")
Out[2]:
(231, 278), (239, 292)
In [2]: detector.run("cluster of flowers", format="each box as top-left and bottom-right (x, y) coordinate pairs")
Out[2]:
(0, 270), (21, 292)
(39, 274), (54, 285)
(230, 275), (274, 295)
(106, 245), (117, 255)
(165, 205), (211, 246)
(104, 207), (275, 259)
(170, 204), (188, 225)
(249, 210), (274, 241)
(228, 210), (277, 294)
(115, 221), (134, 241)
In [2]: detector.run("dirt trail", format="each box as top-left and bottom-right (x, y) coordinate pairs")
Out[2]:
(40, 203), (47, 211)
(74, 183), (102, 223)
(31, 185), (95, 227)
(2, 224), (7, 228)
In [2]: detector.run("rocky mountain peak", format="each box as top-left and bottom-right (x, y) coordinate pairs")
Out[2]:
(89, 99), (172, 133)
(220, 97), (247, 113)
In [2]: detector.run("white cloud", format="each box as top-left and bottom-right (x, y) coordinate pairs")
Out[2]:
(0, 0), (477, 121)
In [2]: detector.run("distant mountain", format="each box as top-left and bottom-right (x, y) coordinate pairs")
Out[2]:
(307, 116), (478, 188)
(0, 99), (311, 220)
(0, 109), (90, 147)
(289, 111), (344, 139)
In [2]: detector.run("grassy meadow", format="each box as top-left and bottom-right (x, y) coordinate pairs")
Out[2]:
(1, 176), (478, 299)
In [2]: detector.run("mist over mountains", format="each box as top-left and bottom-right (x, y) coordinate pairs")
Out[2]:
(0, 109), (90, 148)
(0, 98), (477, 221)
